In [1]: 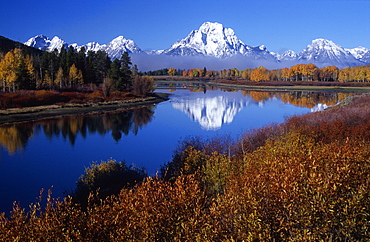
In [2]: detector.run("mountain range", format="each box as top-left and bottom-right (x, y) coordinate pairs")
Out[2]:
(24, 22), (370, 69)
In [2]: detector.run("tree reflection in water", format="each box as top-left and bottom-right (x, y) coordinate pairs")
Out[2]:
(0, 91), (353, 154)
(0, 106), (155, 154)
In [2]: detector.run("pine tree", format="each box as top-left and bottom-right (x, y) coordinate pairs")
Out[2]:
(113, 52), (132, 91)
(59, 46), (68, 77)
(131, 64), (139, 77)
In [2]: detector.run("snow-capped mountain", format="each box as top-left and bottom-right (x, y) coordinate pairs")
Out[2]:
(24, 22), (370, 68)
(163, 22), (247, 58)
(272, 50), (298, 61)
(298, 39), (362, 67)
(163, 22), (276, 61)
(346, 46), (370, 63)
(24, 35), (68, 52)
(104, 36), (142, 59)
(25, 35), (142, 58)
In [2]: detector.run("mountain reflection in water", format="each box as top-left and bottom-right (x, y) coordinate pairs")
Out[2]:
(170, 89), (351, 130)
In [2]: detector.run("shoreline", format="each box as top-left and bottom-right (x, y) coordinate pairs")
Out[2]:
(0, 93), (169, 126)
(154, 79), (370, 93)
(208, 81), (370, 93)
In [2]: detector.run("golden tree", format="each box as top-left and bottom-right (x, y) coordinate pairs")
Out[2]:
(281, 67), (292, 81)
(0, 49), (22, 91)
(68, 64), (83, 87)
(168, 67), (176, 76)
(250, 66), (269, 82)
(55, 67), (64, 89)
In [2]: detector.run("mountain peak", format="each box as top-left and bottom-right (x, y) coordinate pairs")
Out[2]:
(163, 21), (248, 58)
(198, 22), (225, 33)
(310, 38), (341, 49)
(111, 36), (126, 42)
(24, 34), (142, 58)
(24, 35), (67, 52)
(299, 38), (361, 67)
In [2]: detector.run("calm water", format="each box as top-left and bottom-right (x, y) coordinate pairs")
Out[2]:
(0, 87), (351, 213)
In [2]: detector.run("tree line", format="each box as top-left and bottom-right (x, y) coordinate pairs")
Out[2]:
(0, 47), (155, 96)
(175, 64), (370, 82)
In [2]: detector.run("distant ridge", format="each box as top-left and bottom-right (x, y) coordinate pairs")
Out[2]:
(24, 35), (142, 59)
(0, 36), (43, 56)
(19, 22), (370, 68)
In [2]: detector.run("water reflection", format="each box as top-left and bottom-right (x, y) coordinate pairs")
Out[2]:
(170, 89), (351, 130)
(0, 106), (155, 154)
(0, 90), (352, 154)
(171, 94), (254, 130)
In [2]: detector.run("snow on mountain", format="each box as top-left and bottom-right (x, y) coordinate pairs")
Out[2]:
(298, 39), (362, 67)
(103, 36), (142, 59)
(24, 35), (49, 50)
(145, 49), (164, 55)
(163, 22), (275, 61)
(163, 22), (244, 57)
(359, 51), (370, 64)
(272, 50), (298, 61)
(25, 35), (68, 52)
(24, 35), (142, 59)
(346, 46), (370, 63)
(24, 23), (369, 68)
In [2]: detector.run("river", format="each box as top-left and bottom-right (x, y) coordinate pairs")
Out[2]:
(0, 86), (353, 213)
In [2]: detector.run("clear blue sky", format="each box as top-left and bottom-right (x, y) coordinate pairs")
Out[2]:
(1, 0), (369, 53)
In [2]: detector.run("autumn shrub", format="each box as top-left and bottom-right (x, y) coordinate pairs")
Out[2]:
(86, 91), (104, 102)
(72, 159), (147, 209)
(60, 92), (85, 104)
(213, 131), (370, 241)
(132, 75), (156, 96)
(0, 90), (71, 108)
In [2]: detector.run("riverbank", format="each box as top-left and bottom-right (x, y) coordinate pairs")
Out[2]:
(0, 93), (169, 125)
(209, 81), (370, 93)
(153, 77), (370, 92)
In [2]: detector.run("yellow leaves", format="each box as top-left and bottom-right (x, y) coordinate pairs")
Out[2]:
(0, 48), (37, 91)
(167, 67), (176, 76)
(250, 66), (269, 82)
(68, 64), (83, 87)
(0, 49), (21, 91)
(338, 66), (370, 82)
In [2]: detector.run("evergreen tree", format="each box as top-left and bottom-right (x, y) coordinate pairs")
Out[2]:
(113, 52), (132, 91)
(59, 45), (68, 76)
(16, 58), (34, 89)
(77, 46), (87, 82)
(131, 64), (139, 77)
(66, 46), (77, 70)
(108, 59), (122, 82)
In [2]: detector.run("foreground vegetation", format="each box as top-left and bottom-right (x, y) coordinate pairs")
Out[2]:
(0, 93), (369, 241)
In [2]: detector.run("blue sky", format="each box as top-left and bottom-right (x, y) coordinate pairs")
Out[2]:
(1, 0), (369, 53)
